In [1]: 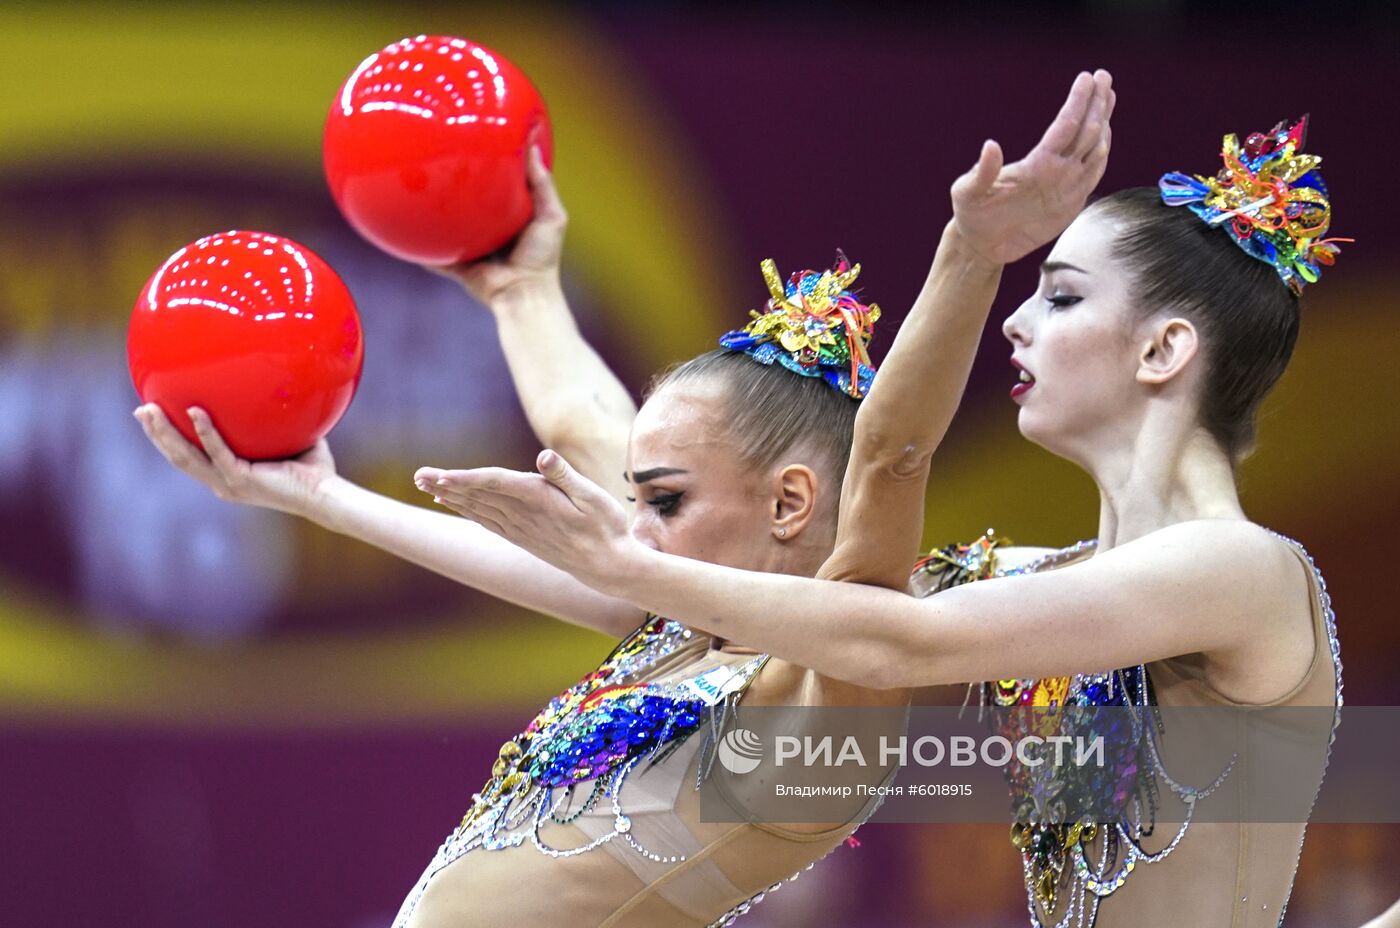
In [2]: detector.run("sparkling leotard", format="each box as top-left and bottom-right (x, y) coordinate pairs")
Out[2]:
(392, 616), (903, 928)
(969, 533), (1341, 928)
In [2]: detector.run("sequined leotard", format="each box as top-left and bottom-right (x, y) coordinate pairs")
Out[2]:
(392, 615), (906, 928)
(961, 533), (1341, 928)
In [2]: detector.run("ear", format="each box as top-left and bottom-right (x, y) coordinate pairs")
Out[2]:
(1135, 316), (1200, 386)
(769, 464), (819, 541)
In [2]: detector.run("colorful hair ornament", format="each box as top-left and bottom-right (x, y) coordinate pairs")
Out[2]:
(1159, 116), (1350, 295)
(718, 250), (880, 398)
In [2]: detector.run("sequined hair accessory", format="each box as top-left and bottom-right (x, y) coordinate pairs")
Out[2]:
(1159, 116), (1349, 295)
(719, 250), (880, 398)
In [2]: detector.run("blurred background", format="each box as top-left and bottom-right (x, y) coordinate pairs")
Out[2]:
(1, 2), (1396, 925)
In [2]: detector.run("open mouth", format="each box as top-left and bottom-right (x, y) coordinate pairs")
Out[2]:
(1010, 359), (1036, 399)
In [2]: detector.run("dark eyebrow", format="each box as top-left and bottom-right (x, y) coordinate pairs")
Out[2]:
(625, 467), (689, 485)
(1040, 260), (1088, 275)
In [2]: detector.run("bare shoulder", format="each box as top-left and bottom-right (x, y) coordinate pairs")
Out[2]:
(1099, 521), (1307, 622)
(1120, 521), (1317, 703)
(1116, 520), (1300, 581)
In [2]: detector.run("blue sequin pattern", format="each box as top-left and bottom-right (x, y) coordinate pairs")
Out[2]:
(390, 617), (767, 928)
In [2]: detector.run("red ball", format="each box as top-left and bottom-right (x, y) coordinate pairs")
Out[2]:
(128, 231), (365, 461)
(323, 35), (553, 265)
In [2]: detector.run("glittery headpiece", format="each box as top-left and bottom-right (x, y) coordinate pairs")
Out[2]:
(1158, 116), (1348, 295)
(718, 251), (880, 398)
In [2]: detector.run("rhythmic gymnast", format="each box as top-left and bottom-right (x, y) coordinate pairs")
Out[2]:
(138, 72), (1115, 926)
(434, 104), (1344, 925)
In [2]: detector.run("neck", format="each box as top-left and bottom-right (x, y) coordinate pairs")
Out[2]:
(785, 541), (835, 579)
(718, 532), (834, 654)
(766, 516), (839, 579)
(1081, 419), (1246, 550)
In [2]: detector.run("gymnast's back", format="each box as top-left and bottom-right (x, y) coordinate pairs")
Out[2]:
(392, 614), (905, 928)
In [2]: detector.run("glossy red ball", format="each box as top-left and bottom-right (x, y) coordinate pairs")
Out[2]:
(128, 231), (365, 461)
(323, 35), (553, 265)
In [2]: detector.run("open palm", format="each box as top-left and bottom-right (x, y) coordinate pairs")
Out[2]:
(952, 70), (1115, 265)
(135, 404), (337, 517)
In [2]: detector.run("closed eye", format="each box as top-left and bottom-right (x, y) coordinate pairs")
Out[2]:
(646, 492), (683, 516)
(1047, 294), (1082, 309)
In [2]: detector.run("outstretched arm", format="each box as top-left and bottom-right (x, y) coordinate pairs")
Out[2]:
(134, 406), (642, 637)
(130, 150), (648, 638)
(819, 224), (1000, 588)
(428, 144), (636, 503)
(420, 68), (1176, 680)
(429, 462), (1283, 687)
(421, 71), (1132, 666)
(627, 518), (1285, 688)
(821, 70), (1114, 589)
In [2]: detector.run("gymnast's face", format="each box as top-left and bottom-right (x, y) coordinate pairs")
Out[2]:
(1001, 207), (1145, 462)
(625, 378), (816, 575)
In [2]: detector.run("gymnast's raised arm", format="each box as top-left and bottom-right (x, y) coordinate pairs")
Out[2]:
(422, 144), (636, 504)
(820, 69), (1113, 589)
(414, 70), (1116, 640)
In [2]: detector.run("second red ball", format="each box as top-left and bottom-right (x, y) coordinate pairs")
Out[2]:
(323, 35), (553, 266)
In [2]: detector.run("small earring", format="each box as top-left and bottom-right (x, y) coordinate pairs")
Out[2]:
(777, 527), (788, 538)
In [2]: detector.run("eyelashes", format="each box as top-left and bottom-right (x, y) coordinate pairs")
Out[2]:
(1047, 294), (1083, 309)
(625, 491), (684, 516)
(647, 492), (683, 516)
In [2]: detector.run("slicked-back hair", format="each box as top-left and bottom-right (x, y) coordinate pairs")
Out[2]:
(647, 350), (861, 489)
(1092, 187), (1302, 460)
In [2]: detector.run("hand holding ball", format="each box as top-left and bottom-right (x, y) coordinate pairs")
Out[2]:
(324, 35), (553, 265)
(127, 231), (364, 461)
(129, 34), (549, 462)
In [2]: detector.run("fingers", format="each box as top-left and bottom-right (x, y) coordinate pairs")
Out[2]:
(536, 450), (593, 513)
(972, 139), (1004, 194)
(418, 471), (473, 508)
(1079, 83), (1114, 195)
(431, 466), (521, 495)
(415, 467), (473, 507)
(432, 485), (511, 537)
(186, 407), (243, 478)
(414, 466), (446, 488)
(134, 403), (220, 484)
(415, 471), (518, 539)
(1098, 86), (1116, 156)
(502, 145), (566, 272)
(436, 487), (512, 530)
(419, 466), (547, 517)
(419, 144), (563, 281)
(525, 144), (567, 224)
(1069, 70), (1113, 162)
(949, 138), (1005, 211)
(1036, 71), (1095, 156)
(1087, 114), (1112, 183)
(425, 463), (594, 543)
(415, 468), (480, 508)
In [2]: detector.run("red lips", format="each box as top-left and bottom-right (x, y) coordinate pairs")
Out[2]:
(1010, 357), (1035, 400)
